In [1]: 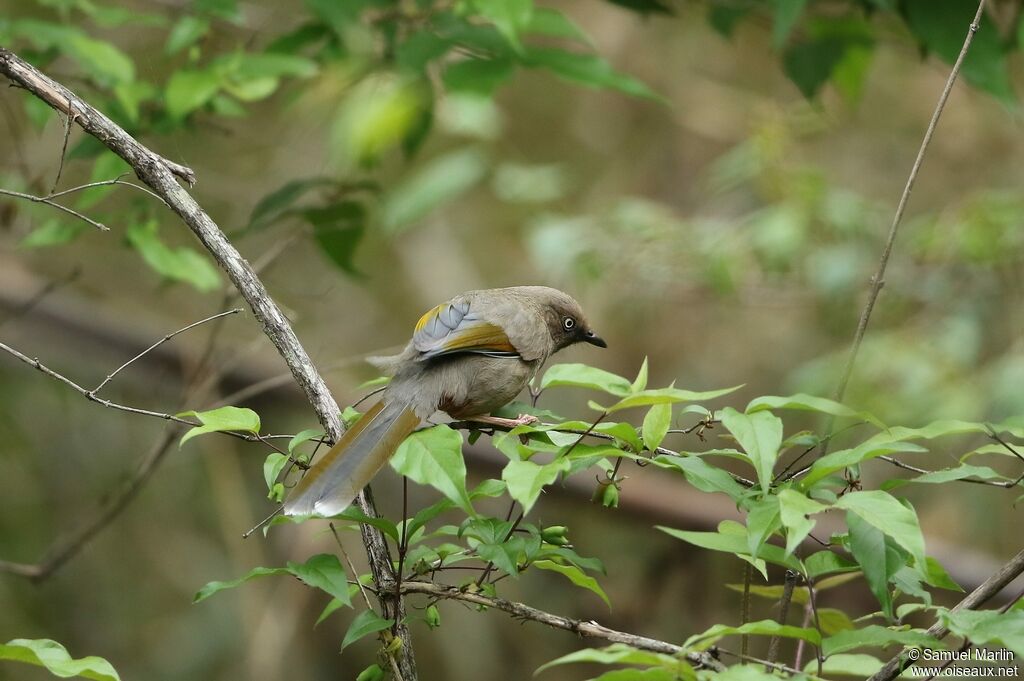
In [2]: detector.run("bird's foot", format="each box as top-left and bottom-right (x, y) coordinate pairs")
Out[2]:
(469, 414), (539, 429)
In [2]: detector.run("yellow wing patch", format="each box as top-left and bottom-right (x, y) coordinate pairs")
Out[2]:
(440, 322), (517, 354)
(415, 304), (445, 334)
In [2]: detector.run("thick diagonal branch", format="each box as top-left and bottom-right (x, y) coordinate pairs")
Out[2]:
(868, 547), (1024, 681)
(0, 47), (416, 679)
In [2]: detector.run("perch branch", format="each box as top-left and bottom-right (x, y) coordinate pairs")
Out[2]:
(0, 46), (415, 679)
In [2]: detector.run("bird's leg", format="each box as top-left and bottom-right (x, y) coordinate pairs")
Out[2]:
(468, 414), (539, 429)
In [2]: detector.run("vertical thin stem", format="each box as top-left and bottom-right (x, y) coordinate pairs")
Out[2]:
(821, 0), (987, 456)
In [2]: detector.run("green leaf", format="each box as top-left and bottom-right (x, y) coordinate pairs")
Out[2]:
(657, 524), (799, 573)
(605, 0), (673, 15)
(905, 0), (1012, 100)
(641, 403), (671, 451)
(540, 363), (633, 396)
(475, 537), (523, 575)
(771, 0), (807, 48)
(533, 559), (610, 607)
(0, 639), (121, 681)
(799, 441), (928, 490)
(882, 463), (1007, 490)
(801, 653), (882, 677)
(390, 425), (474, 515)
(821, 625), (941, 656)
(836, 491), (926, 569)
(594, 386), (741, 413)
(65, 33), (135, 86)
(746, 393), (883, 428)
(805, 550), (858, 579)
(816, 608), (857, 636)
(919, 556), (962, 592)
(381, 147), (488, 232)
(177, 406), (260, 446)
(745, 496), (781, 560)
(502, 458), (569, 514)
(536, 644), (681, 673)
(334, 507), (401, 543)
(247, 177), (334, 233)
(193, 565), (290, 602)
(288, 428), (325, 453)
(332, 73), (427, 166)
(305, 202), (366, 276)
(263, 452), (287, 495)
(526, 8), (592, 44)
(165, 68), (221, 119)
(443, 57), (516, 95)
(720, 407), (783, 493)
(846, 511), (903, 619)
(356, 663), (386, 681)
(777, 488), (828, 556)
(126, 220), (221, 292)
(340, 609), (393, 651)
(684, 619), (821, 652)
(20, 220), (87, 248)
(471, 0), (533, 51)
(942, 609), (1024, 657)
(631, 357), (649, 392)
(287, 553), (352, 606)
(651, 455), (747, 501)
(520, 46), (659, 100)
(165, 16), (209, 55)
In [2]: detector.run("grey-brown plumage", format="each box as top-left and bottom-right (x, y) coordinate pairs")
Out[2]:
(284, 286), (605, 516)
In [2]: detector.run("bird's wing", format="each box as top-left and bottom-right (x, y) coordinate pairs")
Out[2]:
(411, 297), (519, 360)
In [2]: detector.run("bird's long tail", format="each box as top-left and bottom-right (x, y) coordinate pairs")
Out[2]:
(283, 399), (420, 517)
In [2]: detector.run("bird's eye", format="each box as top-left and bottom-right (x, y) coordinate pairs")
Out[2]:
(563, 317), (575, 330)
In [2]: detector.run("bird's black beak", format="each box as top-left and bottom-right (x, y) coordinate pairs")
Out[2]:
(583, 330), (607, 348)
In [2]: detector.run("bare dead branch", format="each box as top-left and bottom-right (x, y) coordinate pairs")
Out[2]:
(398, 580), (725, 671)
(0, 46), (415, 678)
(869, 546), (1024, 681)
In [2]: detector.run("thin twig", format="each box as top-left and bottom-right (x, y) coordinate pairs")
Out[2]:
(822, 0), (987, 457)
(0, 187), (108, 231)
(398, 581), (725, 670)
(50, 109), (74, 194)
(91, 309), (241, 395)
(46, 175), (171, 209)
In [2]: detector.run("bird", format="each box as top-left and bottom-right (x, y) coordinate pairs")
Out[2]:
(283, 286), (606, 516)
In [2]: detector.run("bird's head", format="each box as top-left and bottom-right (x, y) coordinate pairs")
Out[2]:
(527, 286), (607, 352)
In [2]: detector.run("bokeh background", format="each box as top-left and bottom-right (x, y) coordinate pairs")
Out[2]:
(1, 0), (1023, 679)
